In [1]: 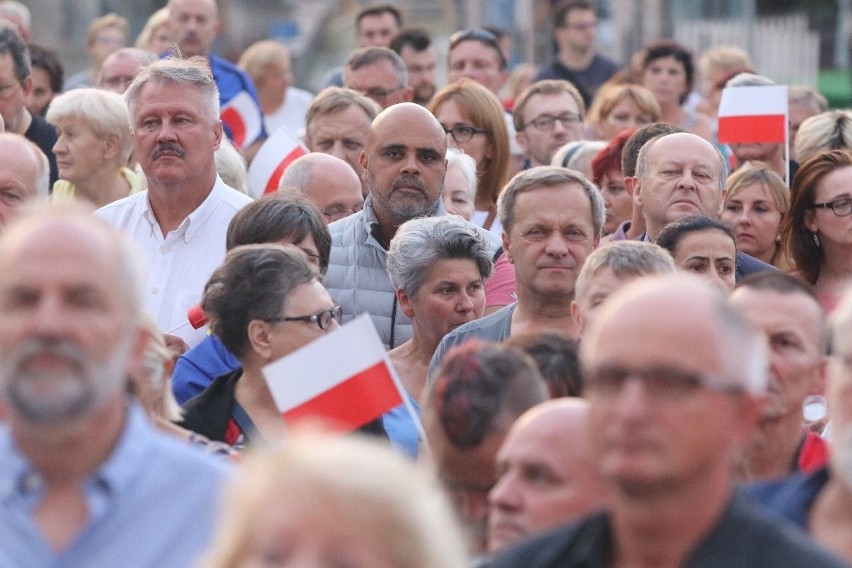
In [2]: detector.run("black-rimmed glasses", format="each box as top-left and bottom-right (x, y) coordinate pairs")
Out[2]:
(444, 124), (487, 143)
(267, 305), (342, 331)
(523, 113), (583, 132)
(810, 197), (852, 217)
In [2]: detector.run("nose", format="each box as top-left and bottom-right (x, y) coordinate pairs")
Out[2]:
(52, 135), (66, 155)
(737, 209), (752, 226)
(488, 471), (522, 512)
(544, 231), (570, 257)
(457, 290), (475, 313)
(30, 294), (68, 339)
(610, 377), (654, 420)
(400, 151), (420, 174)
(156, 120), (177, 142)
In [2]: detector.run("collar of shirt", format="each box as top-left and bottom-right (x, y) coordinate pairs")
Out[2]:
(141, 175), (229, 244)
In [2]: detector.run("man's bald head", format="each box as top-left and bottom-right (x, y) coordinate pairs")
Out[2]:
(362, 102), (448, 232)
(279, 153), (364, 223)
(0, 133), (48, 230)
(488, 398), (606, 553)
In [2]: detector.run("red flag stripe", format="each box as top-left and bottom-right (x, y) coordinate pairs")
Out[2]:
(263, 147), (307, 195)
(221, 107), (247, 148)
(282, 361), (403, 431)
(717, 114), (786, 144)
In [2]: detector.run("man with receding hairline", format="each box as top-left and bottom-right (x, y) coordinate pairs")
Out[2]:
(278, 152), (364, 223)
(0, 206), (229, 567)
(0, 132), (48, 229)
(491, 274), (845, 568)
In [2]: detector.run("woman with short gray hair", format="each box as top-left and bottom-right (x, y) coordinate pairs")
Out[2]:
(385, 215), (493, 455)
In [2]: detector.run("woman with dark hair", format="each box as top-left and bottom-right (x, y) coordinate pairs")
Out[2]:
(638, 40), (713, 141)
(657, 215), (737, 292)
(429, 78), (510, 233)
(180, 244), (340, 448)
(171, 194), (332, 404)
(780, 149), (852, 313)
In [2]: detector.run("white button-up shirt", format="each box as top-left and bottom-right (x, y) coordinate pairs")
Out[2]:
(95, 176), (252, 346)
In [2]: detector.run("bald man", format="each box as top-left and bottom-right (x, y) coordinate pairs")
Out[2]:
(324, 102), (501, 349)
(487, 398), (606, 554)
(632, 131), (774, 280)
(278, 152), (363, 223)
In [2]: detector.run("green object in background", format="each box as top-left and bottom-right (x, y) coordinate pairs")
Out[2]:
(818, 70), (852, 109)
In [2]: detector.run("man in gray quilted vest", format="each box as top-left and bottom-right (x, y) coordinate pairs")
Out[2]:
(324, 102), (501, 349)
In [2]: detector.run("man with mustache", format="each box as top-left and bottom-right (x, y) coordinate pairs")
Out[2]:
(0, 206), (230, 568)
(730, 272), (829, 481)
(324, 102), (501, 349)
(431, 166), (604, 371)
(96, 57), (252, 349)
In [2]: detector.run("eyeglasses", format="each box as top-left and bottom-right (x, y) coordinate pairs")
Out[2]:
(523, 113), (583, 131)
(357, 86), (404, 102)
(584, 365), (745, 401)
(810, 197), (852, 217)
(444, 124), (487, 143)
(448, 28), (507, 69)
(266, 305), (342, 331)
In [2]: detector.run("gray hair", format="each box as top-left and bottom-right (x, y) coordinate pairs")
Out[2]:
(387, 215), (493, 298)
(445, 148), (477, 203)
(551, 140), (606, 177)
(725, 72), (775, 88)
(46, 88), (134, 165)
(716, 296), (769, 394)
(498, 165), (606, 238)
(125, 56), (220, 126)
(345, 46), (408, 87)
(214, 138), (248, 195)
(788, 85), (828, 113)
(0, 1), (30, 30)
(574, 241), (675, 304)
(636, 133), (728, 191)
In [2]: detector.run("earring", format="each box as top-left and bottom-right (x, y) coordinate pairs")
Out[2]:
(775, 234), (781, 245)
(813, 232), (821, 248)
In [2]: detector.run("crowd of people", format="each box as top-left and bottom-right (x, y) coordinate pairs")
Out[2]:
(0, 0), (851, 566)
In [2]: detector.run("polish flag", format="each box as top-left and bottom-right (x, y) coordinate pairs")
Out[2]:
(220, 90), (263, 150)
(717, 85), (788, 144)
(263, 314), (407, 433)
(247, 124), (308, 198)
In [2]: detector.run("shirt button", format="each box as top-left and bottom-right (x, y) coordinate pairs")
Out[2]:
(160, 246), (168, 255)
(152, 287), (159, 295)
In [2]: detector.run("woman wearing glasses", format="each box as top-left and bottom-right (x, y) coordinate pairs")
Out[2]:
(385, 215), (493, 454)
(781, 149), (852, 313)
(429, 78), (510, 233)
(180, 244), (343, 448)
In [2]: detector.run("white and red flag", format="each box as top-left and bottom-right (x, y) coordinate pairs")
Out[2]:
(246, 124), (308, 198)
(263, 314), (409, 433)
(717, 85), (788, 144)
(220, 90), (264, 150)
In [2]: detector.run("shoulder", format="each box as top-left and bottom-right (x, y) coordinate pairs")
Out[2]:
(429, 305), (516, 378)
(215, 180), (253, 210)
(93, 190), (149, 224)
(735, 250), (777, 281)
(490, 514), (609, 568)
(695, 491), (848, 567)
